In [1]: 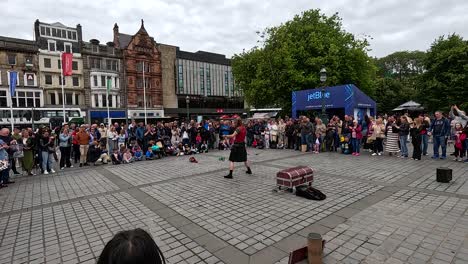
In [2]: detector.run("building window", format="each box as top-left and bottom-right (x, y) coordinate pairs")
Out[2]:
(178, 64), (184, 93)
(44, 58), (51, 68)
(40, 26), (45, 36)
(0, 91), (6, 107)
(64, 43), (72, 53)
(46, 27), (51, 36)
(90, 58), (101, 69)
(72, 76), (79, 87)
(93, 76), (98, 87)
(108, 48), (115, 55)
(102, 94), (107, 107)
(101, 76), (106, 87)
(25, 73), (35, 86)
(7, 54), (16, 65)
(59, 76), (65, 85)
(114, 77), (119, 88)
(52, 28), (57, 37)
(66, 93), (73, 105)
(136, 61), (149, 72)
(92, 45), (99, 53)
(75, 94), (80, 105)
(200, 67), (205, 95)
(67, 31), (72, 39)
(50, 93), (56, 105)
(93, 94), (99, 107)
(72, 61), (78, 70)
(206, 66), (211, 96)
(48, 40), (56, 52)
(12, 91), (42, 107)
(108, 95), (113, 107)
(106, 60), (118, 71)
(136, 77), (150, 89)
(45, 74), (52, 85)
(72, 32), (77, 40)
(25, 56), (33, 66)
(57, 29), (62, 38)
(225, 71), (229, 96)
(58, 59), (61, 69)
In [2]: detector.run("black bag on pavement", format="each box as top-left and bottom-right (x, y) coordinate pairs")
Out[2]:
(296, 186), (327, 200)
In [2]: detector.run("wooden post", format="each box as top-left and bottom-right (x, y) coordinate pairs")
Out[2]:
(307, 233), (323, 264)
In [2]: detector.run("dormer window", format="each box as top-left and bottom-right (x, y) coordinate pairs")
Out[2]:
(92, 45), (99, 53)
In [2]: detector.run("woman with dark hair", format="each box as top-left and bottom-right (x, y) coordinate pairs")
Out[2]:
(223, 118), (252, 179)
(97, 228), (166, 264)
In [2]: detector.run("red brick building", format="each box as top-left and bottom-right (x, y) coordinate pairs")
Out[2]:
(113, 20), (163, 113)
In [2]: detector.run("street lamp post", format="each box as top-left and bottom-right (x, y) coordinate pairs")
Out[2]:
(320, 68), (327, 121)
(186, 95), (190, 121)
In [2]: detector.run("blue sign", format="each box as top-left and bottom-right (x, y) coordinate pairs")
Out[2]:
(292, 84), (376, 118)
(307, 91), (330, 101)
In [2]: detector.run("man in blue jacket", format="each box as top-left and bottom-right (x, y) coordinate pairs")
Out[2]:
(429, 111), (451, 159)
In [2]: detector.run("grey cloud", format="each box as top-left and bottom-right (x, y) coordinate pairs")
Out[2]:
(1, 0), (467, 58)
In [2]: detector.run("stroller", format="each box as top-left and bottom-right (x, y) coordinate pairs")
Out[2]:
(162, 136), (175, 156)
(340, 136), (351, 155)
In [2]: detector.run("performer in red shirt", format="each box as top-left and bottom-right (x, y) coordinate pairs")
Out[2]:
(223, 118), (252, 179)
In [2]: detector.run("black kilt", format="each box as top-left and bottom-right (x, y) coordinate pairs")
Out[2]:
(229, 142), (247, 162)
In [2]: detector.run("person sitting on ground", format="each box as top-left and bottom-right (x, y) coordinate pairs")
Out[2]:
(190, 144), (198, 154)
(145, 147), (154, 160)
(176, 143), (184, 156)
(111, 149), (123, 165)
(87, 139), (102, 165)
(199, 141), (208, 153)
(132, 144), (142, 161)
(97, 228), (166, 264)
(184, 144), (191, 155)
(151, 142), (162, 159)
(122, 149), (134, 164)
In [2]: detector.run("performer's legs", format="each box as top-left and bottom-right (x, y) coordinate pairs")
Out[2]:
(224, 161), (235, 179)
(244, 161), (252, 174)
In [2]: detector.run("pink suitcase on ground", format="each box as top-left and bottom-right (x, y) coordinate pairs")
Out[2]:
(277, 166), (314, 190)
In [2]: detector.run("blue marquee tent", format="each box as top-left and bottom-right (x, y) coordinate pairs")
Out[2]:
(291, 84), (376, 119)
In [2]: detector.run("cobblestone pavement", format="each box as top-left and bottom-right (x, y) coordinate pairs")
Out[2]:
(0, 148), (466, 264)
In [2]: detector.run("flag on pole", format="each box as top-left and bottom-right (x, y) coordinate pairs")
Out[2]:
(61, 53), (73, 76)
(9, 71), (18, 96)
(107, 78), (112, 94)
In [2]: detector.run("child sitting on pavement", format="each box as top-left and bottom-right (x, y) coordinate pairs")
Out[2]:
(122, 149), (134, 164)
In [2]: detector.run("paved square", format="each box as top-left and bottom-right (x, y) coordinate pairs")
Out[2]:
(0, 149), (466, 263)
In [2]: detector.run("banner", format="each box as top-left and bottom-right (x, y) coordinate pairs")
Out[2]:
(9, 71), (18, 96)
(61, 53), (73, 76)
(107, 78), (112, 93)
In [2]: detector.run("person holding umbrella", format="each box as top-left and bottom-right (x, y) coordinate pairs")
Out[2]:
(223, 118), (252, 179)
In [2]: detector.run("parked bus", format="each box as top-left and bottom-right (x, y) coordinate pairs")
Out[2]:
(0, 107), (84, 129)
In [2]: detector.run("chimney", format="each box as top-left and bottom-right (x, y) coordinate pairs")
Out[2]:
(76, 23), (83, 52)
(113, 23), (120, 48)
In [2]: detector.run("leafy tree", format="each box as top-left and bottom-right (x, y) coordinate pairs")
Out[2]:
(373, 51), (425, 113)
(232, 9), (376, 113)
(419, 34), (468, 112)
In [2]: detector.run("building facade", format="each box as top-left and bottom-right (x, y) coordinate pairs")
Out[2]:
(34, 20), (85, 108)
(82, 39), (125, 123)
(167, 49), (244, 118)
(0, 36), (41, 110)
(113, 20), (164, 119)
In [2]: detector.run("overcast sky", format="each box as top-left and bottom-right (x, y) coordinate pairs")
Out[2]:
(1, 0), (467, 58)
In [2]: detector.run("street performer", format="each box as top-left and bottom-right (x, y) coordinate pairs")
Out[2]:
(223, 118), (252, 179)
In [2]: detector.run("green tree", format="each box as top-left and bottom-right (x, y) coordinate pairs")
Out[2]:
(232, 9), (376, 113)
(419, 34), (468, 112)
(374, 51), (426, 113)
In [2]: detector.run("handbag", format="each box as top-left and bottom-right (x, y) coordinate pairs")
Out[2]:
(13, 151), (24, 158)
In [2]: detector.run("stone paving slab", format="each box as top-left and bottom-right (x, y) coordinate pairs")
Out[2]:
(141, 164), (382, 255)
(408, 162), (468, 195)
(105, 154), (227, 186)
(0, 170), (118, 214)
(264, 151), (429, 184)
(321, 190), (468, 264)
(0, 192), (223, 264)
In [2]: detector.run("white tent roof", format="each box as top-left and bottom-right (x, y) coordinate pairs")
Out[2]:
(393, 101), (424, 111)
